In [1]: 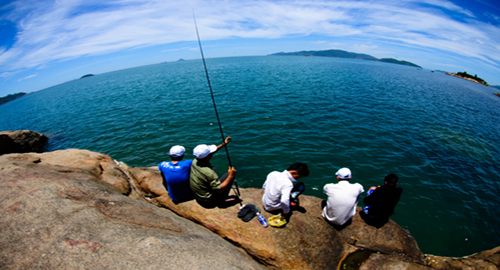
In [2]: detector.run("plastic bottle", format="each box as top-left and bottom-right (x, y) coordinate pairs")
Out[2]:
(256, 213), (269, 228)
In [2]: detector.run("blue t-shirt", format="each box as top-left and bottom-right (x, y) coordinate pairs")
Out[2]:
(158, 160), (193, 203)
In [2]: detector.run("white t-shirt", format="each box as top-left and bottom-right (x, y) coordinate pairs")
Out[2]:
(262, 170), (295, 214)
(322, 180), (364, 225)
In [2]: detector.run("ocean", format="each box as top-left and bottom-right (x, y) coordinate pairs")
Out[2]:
(1, 55), (499, 257)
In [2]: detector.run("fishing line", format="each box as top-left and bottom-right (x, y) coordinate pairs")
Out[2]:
(193, 12), (241, 197)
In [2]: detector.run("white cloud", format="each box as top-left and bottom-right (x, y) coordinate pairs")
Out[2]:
(0, 0), (499, 79)
(17, 74), (36, 81)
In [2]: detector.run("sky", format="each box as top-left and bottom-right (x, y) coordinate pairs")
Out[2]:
(1, 0), (500, 97)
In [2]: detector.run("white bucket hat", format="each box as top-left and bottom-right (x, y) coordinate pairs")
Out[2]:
(193, 144), (217, 159)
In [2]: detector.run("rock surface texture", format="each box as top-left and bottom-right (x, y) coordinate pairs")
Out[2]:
(0, 150), (264, 269)
(0, 139), (499, 269)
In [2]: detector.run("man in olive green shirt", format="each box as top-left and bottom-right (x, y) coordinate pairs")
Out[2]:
(190, 137), (237, 207)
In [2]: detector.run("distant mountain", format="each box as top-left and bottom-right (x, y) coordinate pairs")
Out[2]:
(378, 58), (421, 68)
(492, 85), (500, 90)
(269, 49), (421, 68)
(271, 49), (377, 60)
(0, 92), (27, 106)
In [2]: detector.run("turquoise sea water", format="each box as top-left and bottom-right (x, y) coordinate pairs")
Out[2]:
(1, 56), (499, 256)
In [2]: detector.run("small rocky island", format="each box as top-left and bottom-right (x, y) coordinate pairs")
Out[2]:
(445, 71), (489, 86)
(79, 74), (95, 79)
(1, 130), (499, 269)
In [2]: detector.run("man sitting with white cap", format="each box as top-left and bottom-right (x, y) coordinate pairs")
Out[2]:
(189, 136), (237, 207)
(322, 167), (364, 226)
(158, 145), (193, 204)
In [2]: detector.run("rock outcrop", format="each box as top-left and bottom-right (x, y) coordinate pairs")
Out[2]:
(0, 130), (48, 155)
(0, 150), (264, 269)
(0, 130), (49, 155)
(1, 139), (499, 269)
(424, 247), (500, 269)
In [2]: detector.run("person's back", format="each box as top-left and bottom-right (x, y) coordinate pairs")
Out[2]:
(189, 137), (237, 207)
(189, 157), (220, 202)
(262, 171), (294, 212)
(363, 173), (402, 222)
(262, 162), (309, 219)
(322, 168), (364, 226)
(158, 146), (193, 203)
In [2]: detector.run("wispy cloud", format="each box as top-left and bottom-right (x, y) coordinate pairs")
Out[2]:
(0, 0), (499, 78)
(17, 74), (36, 81)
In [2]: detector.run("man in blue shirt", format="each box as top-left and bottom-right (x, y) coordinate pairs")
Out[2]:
(158, 145), (193, 204)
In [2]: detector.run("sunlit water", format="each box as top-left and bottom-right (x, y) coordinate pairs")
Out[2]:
(1, 56), (499, 256)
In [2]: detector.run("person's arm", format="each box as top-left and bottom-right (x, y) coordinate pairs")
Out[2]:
(280, 185), (293, 218)
(216, 166), (236, 193)
(215, 136), (231, 153)
(363, 186), (379, 205)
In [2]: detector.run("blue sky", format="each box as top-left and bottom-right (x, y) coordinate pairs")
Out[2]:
(1, 0), (500, 97)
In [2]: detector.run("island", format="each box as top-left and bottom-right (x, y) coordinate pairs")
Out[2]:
(269, 49), (422, 68)
(79, 74), (95, 79)
(445, 71), (489, 86)
(0, 92), (27, 106)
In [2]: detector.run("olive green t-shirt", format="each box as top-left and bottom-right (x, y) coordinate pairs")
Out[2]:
(189, 159), (221, 202)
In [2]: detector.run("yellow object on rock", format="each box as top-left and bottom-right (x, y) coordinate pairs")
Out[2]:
(268, 215), (287, 228)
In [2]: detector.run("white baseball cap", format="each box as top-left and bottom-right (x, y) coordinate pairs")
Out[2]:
(336, 167), (352, 180)
(193, 144), (217, 159)
(169, 145), (185, 157)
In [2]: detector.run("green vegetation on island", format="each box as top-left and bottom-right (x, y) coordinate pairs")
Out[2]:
(445, 71), (489, 86)
(80, 74), (95, 79)
(269, 49), (422, 68)
(0, 92), (27, 106)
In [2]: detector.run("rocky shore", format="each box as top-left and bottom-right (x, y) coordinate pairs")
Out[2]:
(1, 130), (499, 269)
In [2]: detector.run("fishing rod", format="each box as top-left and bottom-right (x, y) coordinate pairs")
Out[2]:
(193, 12), (241, 197)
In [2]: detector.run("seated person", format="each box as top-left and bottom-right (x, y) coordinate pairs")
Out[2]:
(189, 137), (237, 207)
(262, 162), (309, 219)
(361, 173), (403, 227)
(322, 167), (364, 226)
(158, 145), (193, 203)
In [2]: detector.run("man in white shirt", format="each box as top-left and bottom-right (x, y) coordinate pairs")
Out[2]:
(262, 162), (309, 219)
(322, 167), (364, 226)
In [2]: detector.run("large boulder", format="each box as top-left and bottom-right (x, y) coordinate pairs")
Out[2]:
(0, 130), (48, 155)
(0, 150), (265, 269)
(133, 167), (427, 269)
